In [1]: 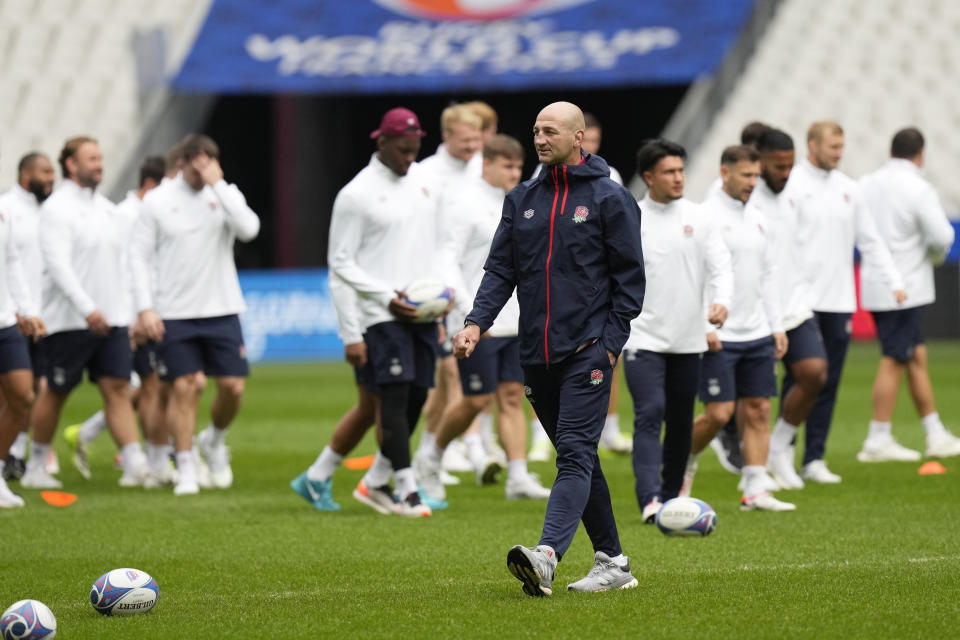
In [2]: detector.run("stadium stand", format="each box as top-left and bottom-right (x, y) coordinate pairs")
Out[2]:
(0, 0), (212, 197)
(677, 0), (960, 214)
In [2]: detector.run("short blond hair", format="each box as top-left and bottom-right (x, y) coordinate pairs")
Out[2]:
(464, 100), (497, 131)
(807, 121), (843, 142)
(58, 135), (98, 179)
(440, 104), (482, 133)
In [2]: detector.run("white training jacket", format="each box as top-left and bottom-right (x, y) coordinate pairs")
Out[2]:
(706, 189), (783, 342)
(789, 160), (903, 313)
(438, 176), (520, 338)
(328, 155), (443, 331)
(419, 144), (480, 195)
(40, 180), (133, 333)
(623, 195), (733, 354)
(329, 271), (363, 346)
(0, 203), (35, 329)
(0, 185), (44, 315)
(858, 159), (955, 311)
(748, 179), (814, 331)
(130, 174), (259, 319)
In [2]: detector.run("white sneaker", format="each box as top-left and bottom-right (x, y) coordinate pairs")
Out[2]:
(173, 479), (199, 496)
(481, 433), (508, 466)
(740, 492), (796, 511)
(192, 445), (213, 489)
(118, 465), (148, 487)
(197, 429), (233, 489)
(737, 471), (781, 494)
(801, 459), (842, 484)
(143, 466), (178, 489)
(925, 431), (960, 459)
(599, 431), (632, 454)
(0, 478), (24, 508)
(45, 449), (60, 475)
(505, 473), (551, 499)
(857, 433), (921, 462)
(441, 440), (473, 472)
(440, 470), (461, 486)
(412, 448), (445, 501)
(21, 466), (62, 489)
(396, 491), (431, 517)
(642, 498), (662, 524)
(767, 449), (805, 490)
(528, 439), (552, 462)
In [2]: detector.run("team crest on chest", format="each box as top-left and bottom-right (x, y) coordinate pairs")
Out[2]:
(590, 369), (603, 385)
(523, 209), (534, 219)
(683, 224), (693, 237)
(574, 206), (589, 223)
(209, 201), (218, 210)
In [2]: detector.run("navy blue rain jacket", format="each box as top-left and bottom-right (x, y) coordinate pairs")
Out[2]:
(465, 153), (645, 366)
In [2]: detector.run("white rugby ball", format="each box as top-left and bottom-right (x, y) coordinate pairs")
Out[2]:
(89, 568), (159, 616)
(655, 497), (717, 537)
(1, 599), (57, 639)
(403, 278), (453, 323)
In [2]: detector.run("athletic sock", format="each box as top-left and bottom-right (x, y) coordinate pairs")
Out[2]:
(531, 418), (549, 444)
(207, 424), (228, 447)
(463, 433), (487, 470)
(867, 420), (892, 440)
(417, 431), (436, 456)
(601, 413), (621, 442)
(27, 441), (50, 471)
(770, 418), (799, 451)
(9, 432), (28, 458)
(120, 442), (147, 476)
(363, 451), (393, 488)
(175, 450), (196, 485)
(145, 444), (167, 473)
(506, 458), (528, 483)
(426, 439), (445, 464)
(78, 410), (107, 443)
(742, 465), (766, 497)
(393, 467), (417, 498)
(307, 446), (343, 483)
(610, 554), (628, 566)
(921, 412), (947, 439)
(477, 411), (495, 442)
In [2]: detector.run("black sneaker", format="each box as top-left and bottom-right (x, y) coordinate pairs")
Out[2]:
(3, 455), (25, 481)
(398, 491), (431, 517)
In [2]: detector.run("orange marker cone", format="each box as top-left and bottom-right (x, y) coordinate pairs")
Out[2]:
(40, 491), (78, 506)
(918, 461), (946, 475)
(343, 454), (375, 470)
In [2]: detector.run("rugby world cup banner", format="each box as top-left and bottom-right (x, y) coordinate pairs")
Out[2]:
(238, 269), (343, 362)
(174, 0), (756, 93)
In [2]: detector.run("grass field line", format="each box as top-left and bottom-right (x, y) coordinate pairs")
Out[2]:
(642, 553), (960, 577)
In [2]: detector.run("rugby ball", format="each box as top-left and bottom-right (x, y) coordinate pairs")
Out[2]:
(89, 568), (158, 616)
(1, 599), (56, 639)
(403, 278), (453, 323)
(655, 497), (717, 537)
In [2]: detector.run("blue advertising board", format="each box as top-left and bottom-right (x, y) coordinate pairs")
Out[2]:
(174, 0), (756, 94)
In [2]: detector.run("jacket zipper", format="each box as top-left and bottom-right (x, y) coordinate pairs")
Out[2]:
(543, 165), (569, 365)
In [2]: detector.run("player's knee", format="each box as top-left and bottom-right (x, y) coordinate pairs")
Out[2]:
(218, 377), (245, 399)
(705, 402), (735, 426)
(799, 361), (828, 393)
(7, 386), (35, 417)
(742, 398), (770, 424)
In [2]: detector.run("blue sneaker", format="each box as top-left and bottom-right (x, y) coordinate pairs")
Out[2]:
(418, 486), (448, 511)
(291, 471), (341, 511)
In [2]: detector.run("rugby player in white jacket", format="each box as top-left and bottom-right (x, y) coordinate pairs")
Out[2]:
(0, 152), (54, 480)
(623, 138), (732, 523)
(858, 127), (960, 461)
(0, 183), (46, 506)
(750, 129), (828, 491)
(132, 134), (260, 496)
(323, 107), (446, 517)
(414, 134), (551, 503)
(788, 121), (905, 483)
(686, 145), (794, 511)
(25, 136), (148, 490)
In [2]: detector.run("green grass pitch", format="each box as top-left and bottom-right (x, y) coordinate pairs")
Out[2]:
(3, 341), (960, 638)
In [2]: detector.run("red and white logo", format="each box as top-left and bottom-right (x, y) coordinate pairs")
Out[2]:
(209, 201), (218, 210)
(573, 205), (589, 223)
(372, 0), (593, 21)
(683, 224), (693, 237)
(590, 369), (603, 385)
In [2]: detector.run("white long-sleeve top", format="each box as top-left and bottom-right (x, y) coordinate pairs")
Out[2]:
(789, 160), (903, 313)
(130, 175), (259, 320)
(438, 177), (520, 337)
(858, 159), (955, 310)
(328, 155), (443, 330)
(748, 179), (814, 331)
(0, 185), (44, 313)
(328, 271), (363, 345)
(624, 195), (733, 353)
(419, 144), (481, 193)
(707, 189), (783, 342)
(0, 205), (35, 329)
(40, 180), (133, 333)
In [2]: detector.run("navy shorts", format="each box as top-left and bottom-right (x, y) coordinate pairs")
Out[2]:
(699, 336), (777, 403)
(0, 324), (32, 375)
(133, 341), (159, 378)
(27, 338), (46, 379)
(872, 306), (925, 363)
(782, 317), (828, 367)
(364, 321), (438, 389)
(457, 336), (522, 396)
(157, 314), (249, 382)
(353, 360), (378, 394)
(43, 327), (132, 393)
